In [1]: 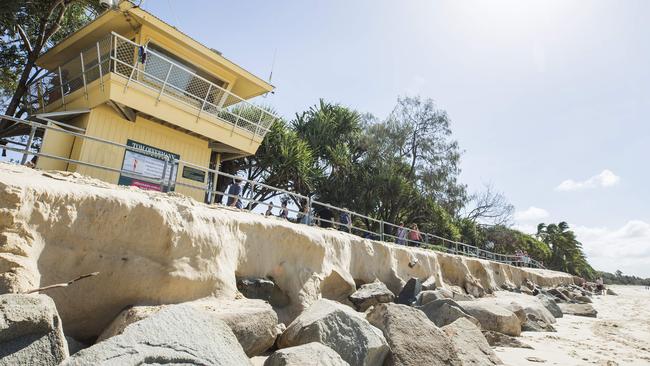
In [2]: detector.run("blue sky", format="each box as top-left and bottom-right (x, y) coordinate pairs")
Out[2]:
(144, 1), (650, 276)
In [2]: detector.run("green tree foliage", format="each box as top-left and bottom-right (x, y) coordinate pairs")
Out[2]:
(598, 270), (650, 286)
(537, 222), (595, 278)
(482, 225), (551, 262)
(1, 0), (101, 136)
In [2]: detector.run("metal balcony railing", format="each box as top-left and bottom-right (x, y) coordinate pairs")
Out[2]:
(25, 32), (277, 140)
(2, 114), (546, 270)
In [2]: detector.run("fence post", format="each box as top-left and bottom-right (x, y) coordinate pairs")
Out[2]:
(58, 66), (66, 108)
(160, 155), (169, 192)
(97, 41), (104, 91)
(307, 197), (312, 225)
(379, 220), (384, 242)
(196, 84), (212, 121)
(80, 52), (88, 99)
(20, 126), (37, 165)
(249, 182), (255, 211)
(167, 158), (175, 190)
(156, 64), (173, 105)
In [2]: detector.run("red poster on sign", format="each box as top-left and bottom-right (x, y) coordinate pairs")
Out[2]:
(131, 179), (162, 191)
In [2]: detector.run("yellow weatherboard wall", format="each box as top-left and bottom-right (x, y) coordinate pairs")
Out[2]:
(71, 105), (211, 201)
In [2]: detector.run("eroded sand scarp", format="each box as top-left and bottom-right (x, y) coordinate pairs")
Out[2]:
(0, 163), (574, 339)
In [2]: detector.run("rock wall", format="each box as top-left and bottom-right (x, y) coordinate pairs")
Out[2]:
(0, 163), (574, 340)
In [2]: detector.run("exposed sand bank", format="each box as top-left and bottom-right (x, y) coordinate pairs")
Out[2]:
(496, 285), (650, 366)
(0, 163), (573, 340)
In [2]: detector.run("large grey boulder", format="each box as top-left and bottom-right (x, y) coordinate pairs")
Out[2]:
(442, 318), (502, 365)
(396, 278), (422, 306)
(536, 294), (563, 318)
(366, 303), (462, 366)
(417, 299), (480, 328)
(417, 288), (454, 305)
(522, 313), (556, 332)
(464, 276), (486, 298)
(421, 276), (437, 291)
(97, 299), (279, 357)
(0, 294), (69, 366)
(558, 303), (598, 318)
(237, 277), (291, 307)
(63, 305), (251, 365)
(264, 342), (349, 366)
(461, 302), (521, 336)
(348, 281), (395, 311)
(482, 330), (533, 349)
(277, 299), (389, 366)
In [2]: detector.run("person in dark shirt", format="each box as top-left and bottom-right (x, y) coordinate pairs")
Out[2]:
(226, 178), (243, 209)
(339, 209), (351, 232)
(318, 207), (333, 228)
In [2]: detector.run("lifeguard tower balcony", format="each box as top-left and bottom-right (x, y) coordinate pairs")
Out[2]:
(24, 1), (277, 201)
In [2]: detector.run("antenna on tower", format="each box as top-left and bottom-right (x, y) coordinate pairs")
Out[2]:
(268, 48), (277, 83)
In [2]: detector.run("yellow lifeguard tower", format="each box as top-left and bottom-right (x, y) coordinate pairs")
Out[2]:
(28, 1), (277, 201)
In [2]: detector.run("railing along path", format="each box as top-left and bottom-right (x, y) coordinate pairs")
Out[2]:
(0, 114), (545, 269)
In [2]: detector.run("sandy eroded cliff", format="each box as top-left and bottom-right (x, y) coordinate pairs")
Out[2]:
(0, 163), (574, 340)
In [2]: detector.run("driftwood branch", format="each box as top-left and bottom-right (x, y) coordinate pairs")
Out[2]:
(24, 272), (99, 294)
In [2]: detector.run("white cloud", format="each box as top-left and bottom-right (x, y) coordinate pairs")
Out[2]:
(555, 169), (620, 191)
(574, 220), (650, 278)
(514, 206), (550, 222)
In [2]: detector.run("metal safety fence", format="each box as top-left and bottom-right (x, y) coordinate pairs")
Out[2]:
(0, 114), (545, 269)
(24, 32), (277, 140)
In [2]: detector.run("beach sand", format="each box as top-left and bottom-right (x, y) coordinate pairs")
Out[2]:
(496, 285), (650, 366)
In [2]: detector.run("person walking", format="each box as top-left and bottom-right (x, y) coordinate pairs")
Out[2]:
(298, 204), (312, 225)
(318, 207), (334, 228)
(396, 223), (407, 245)
(407, 224), (422, 246)
(226, 178), (243, 209)
(339, 209), (351, 232)
(279, 201), (289, 220)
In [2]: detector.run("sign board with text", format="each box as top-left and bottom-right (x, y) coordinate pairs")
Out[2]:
(118, 139), (180, 192)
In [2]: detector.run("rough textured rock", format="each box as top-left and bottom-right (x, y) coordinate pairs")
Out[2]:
(536, 294), (563, 318)
(264, 342), (349, 366)
(505, 303), (527, 326)
(464, 275), (486, 298)
(65, 336), (87, 356)
(348, 280), (395, 311)
(442, 318), (502, 365)
(522, 314), (556, 332)
(417, 288), (456, 305)
(0, 163), (576, 339)
(421, 276), (437, 291)
(574, 295), (592, 303)
(417, 299), (480, 328)
(366, 303), (462, 366)
(606, 288), (618, 296)
(277, 299), (389, 366)
(0, 294), (68, 366)
(97, 298), (279, 357)
(558, 303), (598, 318)
(237, 277), (290, 307)
(461, 302), (521, 336)
(396, 277), (422, 306)
(483, 330), (533, 349)
(547, 288), (571, 302)
(417, 290), (445, 305)
(63, 305), (251, 365)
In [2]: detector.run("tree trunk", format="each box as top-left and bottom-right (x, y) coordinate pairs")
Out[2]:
(1, 52), (39, 140)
